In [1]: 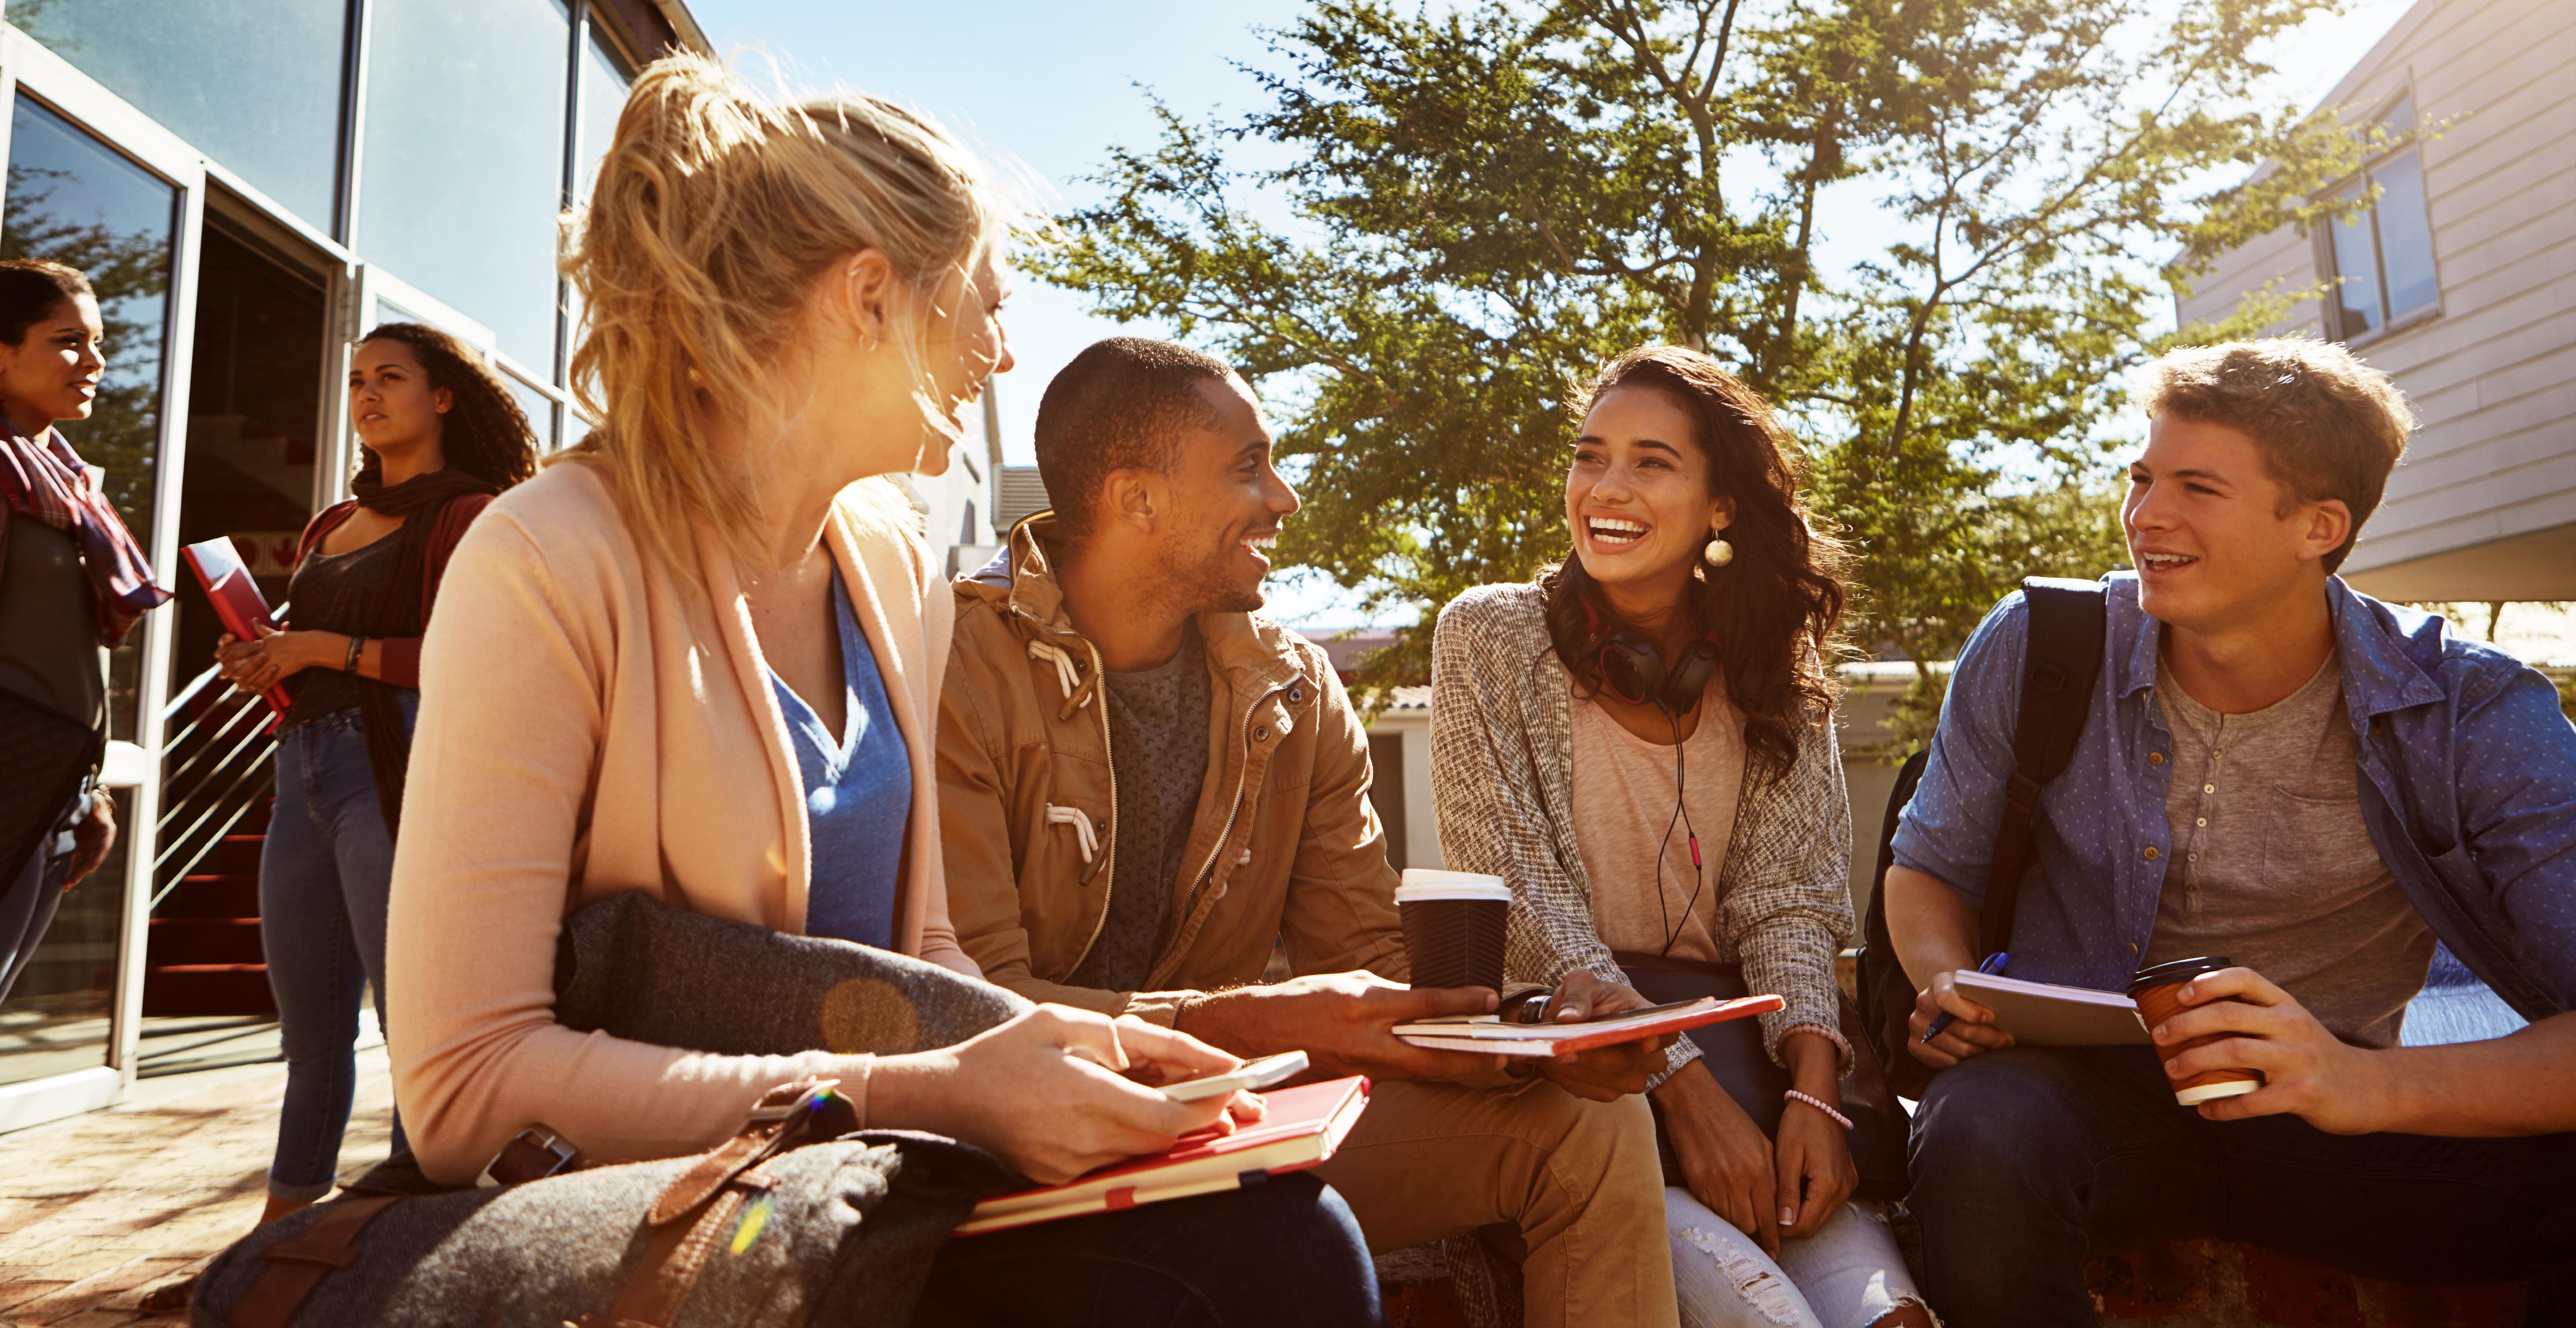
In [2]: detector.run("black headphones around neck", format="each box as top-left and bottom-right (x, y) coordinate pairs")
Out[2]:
(1590, 605), (1720, 717)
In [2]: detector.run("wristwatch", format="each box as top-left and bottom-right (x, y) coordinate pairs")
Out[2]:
(344, 634), (366, 675)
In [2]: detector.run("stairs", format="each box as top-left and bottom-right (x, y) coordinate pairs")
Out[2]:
(141, 798), (276, 1018)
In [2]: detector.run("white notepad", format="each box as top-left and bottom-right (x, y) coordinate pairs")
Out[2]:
(1952, 971), (2153, 1045)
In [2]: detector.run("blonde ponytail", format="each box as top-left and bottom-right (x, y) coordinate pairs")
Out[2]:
(561, 53), (1004, 574)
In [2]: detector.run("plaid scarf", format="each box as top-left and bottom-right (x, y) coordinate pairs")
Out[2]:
(0, 425), (171, 647)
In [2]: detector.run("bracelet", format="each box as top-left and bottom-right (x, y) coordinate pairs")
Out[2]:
(344, 635), (366, 675)
(1784, 1089), (1853, 1130)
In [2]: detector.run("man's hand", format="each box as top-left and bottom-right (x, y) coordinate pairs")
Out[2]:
(65, 791), (115, 889)
(1175, 971), (1507, 1084)
(868, 1005), (1251, 1184)
(1652, 1065), (1782, 1254)
(1905, 969), (2013, 1068)
(2151, 967), (2390, 1134)
(1523, 970), (1675, 1101)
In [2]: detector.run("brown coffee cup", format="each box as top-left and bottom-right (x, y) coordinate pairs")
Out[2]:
(2128, 956), (2263, 1106)
(1396, 870), (1512, 994)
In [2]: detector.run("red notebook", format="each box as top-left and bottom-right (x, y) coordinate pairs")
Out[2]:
(179, 536), (293, 720)
(1392, 994), (1785, 1057)
(953, 1075), (1371, 1235)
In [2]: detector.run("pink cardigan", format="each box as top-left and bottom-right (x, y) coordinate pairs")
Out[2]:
(386, 460), (976, 1184)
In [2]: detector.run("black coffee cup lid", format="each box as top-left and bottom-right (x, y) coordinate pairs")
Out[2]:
(2126, 955), (2235, 995)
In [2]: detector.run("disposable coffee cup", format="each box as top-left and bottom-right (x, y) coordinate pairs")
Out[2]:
(1396, 870), (1512, 994)
(2128, 956), (2263, 1106)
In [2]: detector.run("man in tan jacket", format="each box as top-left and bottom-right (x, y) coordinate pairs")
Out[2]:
(939, 337), (1679, 1326)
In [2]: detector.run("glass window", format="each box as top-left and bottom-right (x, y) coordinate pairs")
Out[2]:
(2320, 97), (2439, 340)
(357, 0), (571, 370)
(2326, 183), (2382, 336)
(3, 97), (181, 744)
(577, 25), (637, 208)
(11, 0), (347, 228)
(500, 369), (560, 450)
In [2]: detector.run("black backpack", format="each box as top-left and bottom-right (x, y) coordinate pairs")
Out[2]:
(1855, 578), (2107, 1100)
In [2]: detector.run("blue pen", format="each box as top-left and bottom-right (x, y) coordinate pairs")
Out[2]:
(1921, 952), (2010, 1043)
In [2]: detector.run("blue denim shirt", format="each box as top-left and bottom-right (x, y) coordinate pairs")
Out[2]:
(1890, 572), (2576, 1021)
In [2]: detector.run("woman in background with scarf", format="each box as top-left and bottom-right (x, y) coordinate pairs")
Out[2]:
(215, 322), (536, 1226)
(0, 258), (170, 1006)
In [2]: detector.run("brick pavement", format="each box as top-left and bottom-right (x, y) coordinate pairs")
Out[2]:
(0, 1048), (394, 1327)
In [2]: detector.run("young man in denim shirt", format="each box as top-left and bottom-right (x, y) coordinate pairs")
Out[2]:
(1882, 338), (2576, 1325)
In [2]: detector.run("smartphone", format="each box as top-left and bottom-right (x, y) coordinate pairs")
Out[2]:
(1159, 1050), (1310, 1102)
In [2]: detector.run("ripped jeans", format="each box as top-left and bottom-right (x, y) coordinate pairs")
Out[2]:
(1666, 1187), (1926, 1328)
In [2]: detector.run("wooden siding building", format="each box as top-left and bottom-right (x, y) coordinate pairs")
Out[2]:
(2174, 0), (2576, 600)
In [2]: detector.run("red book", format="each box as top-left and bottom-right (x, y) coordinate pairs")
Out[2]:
(1391, 994), (1785, 1057)
(179, 536), (293, 720)
(953, 1075), (1372, 1235)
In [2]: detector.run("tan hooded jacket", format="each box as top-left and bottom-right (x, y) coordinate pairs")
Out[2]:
(938, 516), (1408, 1023)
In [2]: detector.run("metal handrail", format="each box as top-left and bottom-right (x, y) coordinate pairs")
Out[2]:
(157, 598), (288, 727)
(151, 687), (280, 912)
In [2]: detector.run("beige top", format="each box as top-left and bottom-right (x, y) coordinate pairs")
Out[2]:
(1567, 678), (1746, 963)
(386, 460), (975, 1186)
(2144, 650), (2434, 1048)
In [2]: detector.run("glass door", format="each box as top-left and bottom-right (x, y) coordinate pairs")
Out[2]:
(0, 57), (201, 1127)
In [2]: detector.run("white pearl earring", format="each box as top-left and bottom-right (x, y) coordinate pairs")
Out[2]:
(1705, 531), (1734, 567)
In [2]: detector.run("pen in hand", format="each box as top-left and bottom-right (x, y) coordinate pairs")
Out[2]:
(1921, 951), (2010, 1043)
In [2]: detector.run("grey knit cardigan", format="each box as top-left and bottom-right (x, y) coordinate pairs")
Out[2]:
(1428, 582), (1855, 1083)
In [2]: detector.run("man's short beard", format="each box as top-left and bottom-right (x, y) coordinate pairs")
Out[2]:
(1147, 534), (1266, 618)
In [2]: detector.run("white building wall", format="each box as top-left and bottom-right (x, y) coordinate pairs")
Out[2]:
(2175, 0), (2576, 600)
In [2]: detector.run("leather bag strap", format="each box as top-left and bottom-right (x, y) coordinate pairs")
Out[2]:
(571, 1169), (778, 1328)
(226, 1193), (404, 1328)
(1978, 578), (2108, 959)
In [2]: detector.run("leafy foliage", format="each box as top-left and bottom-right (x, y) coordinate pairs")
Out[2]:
(1039, 0), (2375, 738)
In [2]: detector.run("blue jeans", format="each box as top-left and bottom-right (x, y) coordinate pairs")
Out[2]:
(0, 793), (77, 1005)
(913, 1174), (1382, 1327)
(261, 698), (412, 1202)
(1907, 1045), (2576, 1327)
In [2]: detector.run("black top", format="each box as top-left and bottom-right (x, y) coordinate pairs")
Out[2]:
(283, 533), (406, 726)
(0, 518), (105, 729)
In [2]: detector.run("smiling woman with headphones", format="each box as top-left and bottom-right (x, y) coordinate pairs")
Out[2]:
(1429, 346), (1932, 1328)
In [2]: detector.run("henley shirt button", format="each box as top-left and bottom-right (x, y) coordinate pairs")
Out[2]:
(2149, 752), (2165, 765)
(2128, 942), (2140, 955)
(2195, 817), (2206, 827)
(1254, 725), (1271, 741)
(2203, 784), (2215, 794)
(2143, 846), (2160, 861)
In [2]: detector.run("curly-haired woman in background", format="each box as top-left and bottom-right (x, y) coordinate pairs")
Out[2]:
(1431, 346), (1929, 1327)
(215, 322), (537, 1225)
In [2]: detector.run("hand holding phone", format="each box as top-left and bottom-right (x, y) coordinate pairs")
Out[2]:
(1159, 1050), (1310, 1102)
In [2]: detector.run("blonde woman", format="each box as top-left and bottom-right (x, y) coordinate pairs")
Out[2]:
(1432, 348), (1929, 1327)
(385, 57), (1375, 1325)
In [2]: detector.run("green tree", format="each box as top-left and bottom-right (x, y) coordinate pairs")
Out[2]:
(1041, 0), (2380, 737)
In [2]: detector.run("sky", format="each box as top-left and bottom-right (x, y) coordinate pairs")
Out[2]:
(691, 0), (2417, 623)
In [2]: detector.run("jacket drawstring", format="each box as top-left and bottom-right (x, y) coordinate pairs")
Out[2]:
(1044, 803), (1100, 864)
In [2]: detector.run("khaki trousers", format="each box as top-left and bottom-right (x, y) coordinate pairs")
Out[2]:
(1313, 1078), (1679, 1328)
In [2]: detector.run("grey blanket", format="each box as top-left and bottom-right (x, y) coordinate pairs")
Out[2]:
(194, 892), (1033, 1328)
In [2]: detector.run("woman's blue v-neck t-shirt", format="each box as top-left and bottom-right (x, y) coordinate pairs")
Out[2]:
(766, 566), (910, 950)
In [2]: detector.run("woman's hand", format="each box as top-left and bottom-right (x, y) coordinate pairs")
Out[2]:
(215, 627), (333, 695)
(1772, 1031), (1858, 1240)
(868, 1005), (1256, 1184)
(1530, 970), (1675, 1101)
(1652, 1063), (1781, 1254)
(64, 790), (115, 889)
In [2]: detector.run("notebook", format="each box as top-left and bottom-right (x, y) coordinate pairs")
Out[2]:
(1951, 970), (2152, 1045)
(953, 1074), (1372, 1235)
(179, 536), (293, 721)
(1391, 994), (1783, 1057)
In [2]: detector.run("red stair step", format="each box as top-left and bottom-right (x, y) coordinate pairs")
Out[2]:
(165, 874), (260, 919)
(206, 834), (267, 873)
(147, 917), (265, 966)
(141, 963), (276, 1018)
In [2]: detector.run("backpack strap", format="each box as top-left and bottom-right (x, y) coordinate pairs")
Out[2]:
(1978, 578), (2108, 959)
(225, 1192), (404, 1328)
